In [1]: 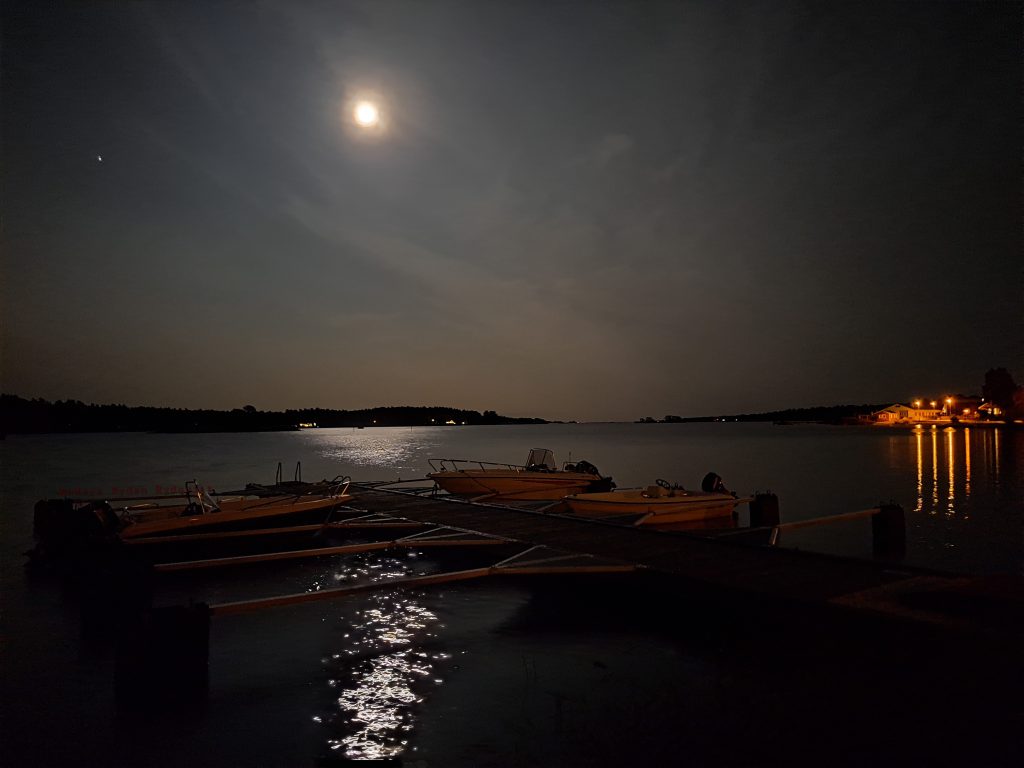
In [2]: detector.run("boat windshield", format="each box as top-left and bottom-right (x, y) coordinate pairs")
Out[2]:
(199, 488), (220, 513)
(525, 448), (556, 470)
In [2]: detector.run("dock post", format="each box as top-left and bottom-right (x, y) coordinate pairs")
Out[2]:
(78, 540), (153, 643)
(115, 603), (210, 711)
(872, 504), (906, 559)
(750, 493), (781, 528)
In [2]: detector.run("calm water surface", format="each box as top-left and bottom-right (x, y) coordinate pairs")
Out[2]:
(2, 424), (1021, 765)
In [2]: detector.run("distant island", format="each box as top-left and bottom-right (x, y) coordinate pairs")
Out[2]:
(0, 395), (549, 434)
(637, 403), (890, 425)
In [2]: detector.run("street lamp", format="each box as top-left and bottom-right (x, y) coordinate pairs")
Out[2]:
(913, 399), (922, 409)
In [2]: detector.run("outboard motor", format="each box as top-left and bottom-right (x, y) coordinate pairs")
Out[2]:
(586, 476), (616, 492)
(701, 472), (727, 494)
(33, 498), (120, 557)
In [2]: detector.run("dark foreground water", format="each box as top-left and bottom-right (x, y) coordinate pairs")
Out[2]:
(2, 424), (1022, 766)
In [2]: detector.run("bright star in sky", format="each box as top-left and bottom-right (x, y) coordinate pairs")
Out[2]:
(97, 155), (103, 162)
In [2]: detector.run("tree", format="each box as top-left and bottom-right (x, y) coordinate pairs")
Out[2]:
(982, 368), (1018, 410)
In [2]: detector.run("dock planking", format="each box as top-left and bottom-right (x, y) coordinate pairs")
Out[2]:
(345, 485), (1024, 645)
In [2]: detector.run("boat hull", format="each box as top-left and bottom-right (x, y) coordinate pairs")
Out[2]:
(119, 493), (353, 539)
(428, 470), (606, 500)
(563, 490), (741, 525)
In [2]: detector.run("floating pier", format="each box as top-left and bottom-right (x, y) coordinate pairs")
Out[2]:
(127, 484), (1021, 640)
(302, 487), (1014, 638)
(112, 484), (1023, 711)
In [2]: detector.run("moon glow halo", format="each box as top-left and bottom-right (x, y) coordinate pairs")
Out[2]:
(354, 101), (380, 127)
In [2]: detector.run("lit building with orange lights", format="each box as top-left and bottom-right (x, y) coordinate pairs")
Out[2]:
(871, 404), (942, 423)
(871, 395), (989, 424)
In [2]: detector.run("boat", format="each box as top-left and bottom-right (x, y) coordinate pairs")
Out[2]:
(117, 480), (353, 539)
(32, 477), (352, 554)
(563, 475), (748, 526)
(427, 448), (614, 500)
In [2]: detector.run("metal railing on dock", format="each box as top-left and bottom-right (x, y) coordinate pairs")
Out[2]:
(152, 525), (514, 572)
(207, 545), (637, 616)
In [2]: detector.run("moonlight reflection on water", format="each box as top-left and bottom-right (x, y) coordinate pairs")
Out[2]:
(311, 553), (447, 759)
(324, 596), (444, 759)
(302, 428), (442, 477)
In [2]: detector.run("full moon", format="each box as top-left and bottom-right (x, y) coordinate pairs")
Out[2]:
(354, 101), (380, 127)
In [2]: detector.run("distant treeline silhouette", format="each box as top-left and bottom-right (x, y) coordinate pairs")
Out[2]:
(637, 403), (891, 424)
(0, 395), (548, 434)
(638, 368), (1024, 424)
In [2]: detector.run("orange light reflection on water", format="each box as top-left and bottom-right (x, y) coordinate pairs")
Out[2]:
(912, 426), (1000, 519)
(945, 427), (955, 517)
(964, 428), (971, 503)
(914, 428), (923, 513)
(994, 428), (1001, 480)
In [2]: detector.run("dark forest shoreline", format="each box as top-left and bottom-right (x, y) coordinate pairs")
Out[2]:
(5, 394), (1020, 436)
(637, 403), (891, 425)
(0, 395), (548, 434)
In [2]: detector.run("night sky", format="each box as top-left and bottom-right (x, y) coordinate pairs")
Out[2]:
(2, 1), (1021, 421)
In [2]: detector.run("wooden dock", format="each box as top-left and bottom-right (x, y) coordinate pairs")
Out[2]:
(131, 482), (1022, 654)
(118, 483), (1023, 719)
(319, 485), (1024, 646)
